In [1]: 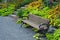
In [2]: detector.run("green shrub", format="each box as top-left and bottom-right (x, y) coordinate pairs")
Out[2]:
(17, 0), (33, 8)
(46, 29), (60, 40)
(17, 8), (28, 18)
(0, 4), (15, 16)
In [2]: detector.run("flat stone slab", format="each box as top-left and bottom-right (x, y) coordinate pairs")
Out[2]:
(0, 16), (35, 40)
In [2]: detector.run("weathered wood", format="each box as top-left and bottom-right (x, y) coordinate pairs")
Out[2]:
(22, 14), (49, 30)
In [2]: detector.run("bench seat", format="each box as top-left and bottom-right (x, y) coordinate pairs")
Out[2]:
(22, 20), (40, 30)
(21, 14), (49, 30)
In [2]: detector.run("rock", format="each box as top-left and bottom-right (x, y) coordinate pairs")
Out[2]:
(10, 15), (18, 21)
(48, 26), (57, 33)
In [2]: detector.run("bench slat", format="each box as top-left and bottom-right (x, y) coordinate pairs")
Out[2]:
(22, 20), (40, 30)
(28, 14), (49, 24)
(22, 14), (49, 30)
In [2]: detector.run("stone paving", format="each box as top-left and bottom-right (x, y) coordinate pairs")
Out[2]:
(0, 16), (35, 40)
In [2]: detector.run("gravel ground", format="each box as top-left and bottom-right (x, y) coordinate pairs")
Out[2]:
(0, 16), (35, 40)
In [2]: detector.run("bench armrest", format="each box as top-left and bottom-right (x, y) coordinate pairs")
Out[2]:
(39, 23), (48, 26)
(39, 23), (49, 29)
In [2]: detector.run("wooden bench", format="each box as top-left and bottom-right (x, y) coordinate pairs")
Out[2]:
(21, 14), (49, 30)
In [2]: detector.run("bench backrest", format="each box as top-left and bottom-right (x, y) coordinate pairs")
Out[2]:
(28, 14), (49, 25)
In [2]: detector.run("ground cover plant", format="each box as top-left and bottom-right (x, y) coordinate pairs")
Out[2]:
(16, 0), (33, 9)
(0, 4), (15, 16)
(46, 29), (60, 40)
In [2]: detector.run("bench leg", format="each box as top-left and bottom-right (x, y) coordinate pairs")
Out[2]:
(20, 21), (24, 27)
(19, 21), (24, 29)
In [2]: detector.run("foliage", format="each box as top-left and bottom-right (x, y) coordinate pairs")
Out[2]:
(16, 8), (24, 18)
(33, 33), (45, 40)
(0, 0), (2, 2)
(46, 29), (60, 40)
(16, 8), (28, 18)
(33, 33), (40, 40)
(25, 6), (50, 18)
(26, 1), (41, 10)
(16, 0), (33, 8)
(16, 18), (22, 24)
(16, 0), (60, 28)
(47, 6), (60, 27)
(16, 8), (28, 24)
(32, 28), (38, 33)
(26, 0), (43, 10)
(0, 4), (15, 16)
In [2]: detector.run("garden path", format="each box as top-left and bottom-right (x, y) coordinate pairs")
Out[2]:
(0, 16), (35, 40)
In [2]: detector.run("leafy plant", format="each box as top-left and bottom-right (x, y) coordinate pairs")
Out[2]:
(16, 18), (22, 24)
(0, 4), (15, 16)
(46, 29), (60, 40)
(17, 0), (33, 8)
(33, 33), (40, 40)
(16, 8), (28, 18)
